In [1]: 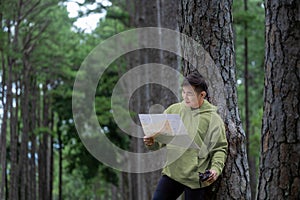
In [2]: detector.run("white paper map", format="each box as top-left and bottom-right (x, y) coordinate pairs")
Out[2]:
(138, 114), (189, 137)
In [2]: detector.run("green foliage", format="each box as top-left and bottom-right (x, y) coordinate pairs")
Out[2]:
(34, 127), (53, 136)
(54, 153), (114, 200)
(49, 2), (131, 199)
(93, 5), (130, 39)
(65, 139), (100, 179)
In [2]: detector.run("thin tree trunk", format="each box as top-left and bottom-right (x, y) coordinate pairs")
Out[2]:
(57, 119), (63, 200)
(37, 85), (42, 200)
(111, 184), (118, 200)
(11, 1), (23, 198)
(0, 41), (9, 200)
(19, 58), (31, 200)
(0, 16), (13, 200)
(38, 87), (44, 200)
(179, 0), (251, 199)
(0, 7), (4, 174)
(44, 81), (52, 200)
(48, 112), (54, 200)
(9, 74), (20, 200)
(257, 0), (300, 199)
(29, 79), (37, 200)
(244, 0), (250, 153)
(119, 172), (128, 200)
(39, 82), (50, 200)
(0, 50), (7, 200)
(243, 0), (257, 199)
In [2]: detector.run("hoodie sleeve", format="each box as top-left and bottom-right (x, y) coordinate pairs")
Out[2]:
(208, 114), (228, 176)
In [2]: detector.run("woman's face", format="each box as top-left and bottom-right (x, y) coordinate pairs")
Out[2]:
(181, 85), (205, 108)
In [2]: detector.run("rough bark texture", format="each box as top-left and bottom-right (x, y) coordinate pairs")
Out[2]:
(257, 0), (300, 199)
(179, 0), (251, 199)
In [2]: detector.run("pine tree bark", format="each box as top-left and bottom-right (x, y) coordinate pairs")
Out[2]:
(179, 0), (251, 199)
(257, 0), (300, 199)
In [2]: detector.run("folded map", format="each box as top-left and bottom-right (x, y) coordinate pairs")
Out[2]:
(138, 114), (189, 137)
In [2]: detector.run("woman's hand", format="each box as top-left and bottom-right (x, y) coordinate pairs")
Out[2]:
(206, 169), (218, 183)
(143, 136), (154, 146)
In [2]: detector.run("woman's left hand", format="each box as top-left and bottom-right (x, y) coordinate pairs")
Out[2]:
(206, 169), (218, 183)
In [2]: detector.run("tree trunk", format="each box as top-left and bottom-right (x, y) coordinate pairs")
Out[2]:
(48, 112), (54, 200)
(39, 82), (51, 200)
(0, 16), (14, 200)
(0, 54), (7, 200)
(0, 39), (10, 200)
(9, 75), (20, 200)
(120, 0), (180, 199)
(29, 80), (37, 200)
(19, 56), (31, 200)
(57, 119), (63, 200)
(4, 12), (21, 200)
(257, 0), (300, 199)
(179, 0), (251, 199)
(243, 0), (257, 198)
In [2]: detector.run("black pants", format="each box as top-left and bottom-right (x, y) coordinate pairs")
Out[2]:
(152, 175), (214, 200)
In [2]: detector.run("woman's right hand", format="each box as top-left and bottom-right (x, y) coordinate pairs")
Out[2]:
(143, 136), (154, 146)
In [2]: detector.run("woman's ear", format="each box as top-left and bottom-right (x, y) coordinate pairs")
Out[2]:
(200, 91), (206, 98)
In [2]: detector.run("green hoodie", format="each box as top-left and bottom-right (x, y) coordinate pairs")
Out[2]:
(149, 100), (228, 189)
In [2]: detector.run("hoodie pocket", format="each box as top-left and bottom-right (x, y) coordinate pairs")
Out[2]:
(166, 148), (199, 181)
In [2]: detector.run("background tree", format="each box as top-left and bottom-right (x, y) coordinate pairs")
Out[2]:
(116, 0), (180, 199)
(257, 0), (300, 199)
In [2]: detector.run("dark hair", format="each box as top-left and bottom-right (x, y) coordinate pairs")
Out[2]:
(182, 69), (210, 101)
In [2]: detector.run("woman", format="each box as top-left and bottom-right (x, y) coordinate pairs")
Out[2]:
(144, 70), (228, 200)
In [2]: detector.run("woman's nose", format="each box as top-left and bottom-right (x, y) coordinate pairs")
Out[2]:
(182, 93), (188, 100)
